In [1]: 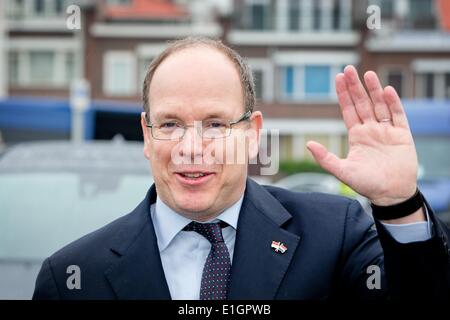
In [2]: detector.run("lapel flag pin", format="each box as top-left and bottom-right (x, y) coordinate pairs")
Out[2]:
(271, 241), (287, 254)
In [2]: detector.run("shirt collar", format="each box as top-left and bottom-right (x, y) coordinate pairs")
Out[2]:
(151, 194), (244, 252)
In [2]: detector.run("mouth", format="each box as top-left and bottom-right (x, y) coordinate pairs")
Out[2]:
(175, 171), (215, 186)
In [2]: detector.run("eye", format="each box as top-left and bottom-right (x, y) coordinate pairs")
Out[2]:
(159, 122), (180, 129)
(205, 120), (226, 128)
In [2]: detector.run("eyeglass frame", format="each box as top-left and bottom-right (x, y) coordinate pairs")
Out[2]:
(145, 110), (253, 141)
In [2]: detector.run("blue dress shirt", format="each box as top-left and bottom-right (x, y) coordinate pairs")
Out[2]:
(150, 195), (243, 300)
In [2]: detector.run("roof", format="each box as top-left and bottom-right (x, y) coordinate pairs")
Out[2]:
(103, 0), (188, 20)
(0, 140), (151, 174)
(438, 0), (450, 31)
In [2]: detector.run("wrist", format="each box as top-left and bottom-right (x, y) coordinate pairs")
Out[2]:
(370, 185), (417, 206)
(380, 208), (425, 224)
(371, 188), (425, 221)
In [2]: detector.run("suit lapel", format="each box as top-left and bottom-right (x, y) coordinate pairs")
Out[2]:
(104, 185), (171, 299)
(228, 179), (301, 299)
(104, 179), (301, 300)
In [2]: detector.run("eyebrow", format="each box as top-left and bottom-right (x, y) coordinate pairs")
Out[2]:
(152, 112), (181, 121)
(152, 111), (231, 122)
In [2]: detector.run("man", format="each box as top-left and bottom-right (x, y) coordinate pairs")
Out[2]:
(33, 37), (450, 300)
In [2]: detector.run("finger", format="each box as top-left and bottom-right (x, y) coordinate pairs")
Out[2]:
(383, 86), (410, 129)
(363, 71), (392, 123)
(343, 65), (376, 122)
(335, 73), (362, 129)
(306, 141), (343, 180)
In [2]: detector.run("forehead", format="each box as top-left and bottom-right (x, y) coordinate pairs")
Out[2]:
(148, 46), (244, 119)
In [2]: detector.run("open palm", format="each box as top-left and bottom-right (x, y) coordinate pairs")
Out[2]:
(307, 66), (418, 206)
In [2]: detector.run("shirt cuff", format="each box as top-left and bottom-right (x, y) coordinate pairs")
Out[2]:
(380, 206), (433, 244)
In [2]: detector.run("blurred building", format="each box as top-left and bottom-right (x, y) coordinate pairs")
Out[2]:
(0, 0), (449, 167)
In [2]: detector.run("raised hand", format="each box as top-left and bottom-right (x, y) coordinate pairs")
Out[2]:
(306, 65), (419, 208)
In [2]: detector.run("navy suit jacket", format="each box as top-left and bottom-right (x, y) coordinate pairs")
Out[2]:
(33, 179), (450, 299)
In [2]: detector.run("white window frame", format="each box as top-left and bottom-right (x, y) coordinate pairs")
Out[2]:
(136, 43), (167, 88)
(103, 51), (137, 97)
(7, 48), (77, 88)
(244, 0), (270, 30)
(379, 65), (408, 98)
(275, 51), (357, 102)
(412, 59), (450, 99)
(279, 65), (341, 102)
(247, 58), (274, 103)
(29, 0), (67, 17)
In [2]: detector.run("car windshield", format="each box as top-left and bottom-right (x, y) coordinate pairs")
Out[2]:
(415, 137), (450, 179)
(0, 171), (152, 261)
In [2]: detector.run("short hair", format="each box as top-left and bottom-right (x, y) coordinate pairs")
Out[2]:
(142, 37), (255, 122)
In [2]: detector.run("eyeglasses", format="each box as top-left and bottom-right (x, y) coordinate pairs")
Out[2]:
(145, 111), (252, 141)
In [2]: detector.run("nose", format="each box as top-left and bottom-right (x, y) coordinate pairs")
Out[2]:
(178, 122), (204, 162)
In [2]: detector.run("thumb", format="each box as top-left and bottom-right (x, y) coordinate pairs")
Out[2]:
(306, 141), (343, 179)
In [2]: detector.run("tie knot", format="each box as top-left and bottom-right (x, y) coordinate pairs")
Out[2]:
(183, 221), (227, 244)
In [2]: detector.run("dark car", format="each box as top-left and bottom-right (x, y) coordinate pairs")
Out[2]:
(0, 140), (153, 299)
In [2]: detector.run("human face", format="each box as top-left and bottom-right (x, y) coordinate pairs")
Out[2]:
(141, 46), (262, 221)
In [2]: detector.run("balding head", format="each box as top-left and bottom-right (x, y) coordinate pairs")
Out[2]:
(142, 37), (256, 123)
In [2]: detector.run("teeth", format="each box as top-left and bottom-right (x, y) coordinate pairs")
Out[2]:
(182, 173), (207, 178)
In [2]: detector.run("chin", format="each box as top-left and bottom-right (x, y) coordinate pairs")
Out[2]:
(174, 193), (214, 215)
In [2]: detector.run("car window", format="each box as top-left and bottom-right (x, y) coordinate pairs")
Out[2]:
(415, 137), (450, 178)
(0, 172), (152, 260)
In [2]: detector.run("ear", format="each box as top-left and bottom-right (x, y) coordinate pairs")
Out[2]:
(247, 111), (263, 160)
(141, 112), (152, 160)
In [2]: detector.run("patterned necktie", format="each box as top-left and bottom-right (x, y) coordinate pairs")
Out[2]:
(183, 221), (231, 300)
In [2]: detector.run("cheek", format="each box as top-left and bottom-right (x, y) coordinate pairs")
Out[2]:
(204, 136), (246, 165)
(149, 143), (173, 173)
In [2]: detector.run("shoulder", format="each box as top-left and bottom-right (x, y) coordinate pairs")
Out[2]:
(260, 184), (369, 230)
(263, 184), (358, 214)
(33, 194), (152, 299)
(47, 202), (147, 272)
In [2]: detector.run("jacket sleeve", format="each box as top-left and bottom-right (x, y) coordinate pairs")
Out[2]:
(332, 199), (388, 300)
(374, 198), (450, 300)
(336, 198), (450, 300)
(32, 257), (61, 300)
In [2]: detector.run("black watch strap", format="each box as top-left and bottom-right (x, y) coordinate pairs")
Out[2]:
(371, 188), (424, 220)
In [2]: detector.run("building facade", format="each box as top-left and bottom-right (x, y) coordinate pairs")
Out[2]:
(1, 0), (449, 171)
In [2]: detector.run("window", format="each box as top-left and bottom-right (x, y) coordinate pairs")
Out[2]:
(445, 74), (450, 99)
(288, 0), (300, 31)
(66, 52), (75, 84)
(424, 73), (434, 98)
(304, 66), (331, 96)
(415, 67), (450, 99)
(34, 0), (45, 15)
(106, 0), (132, 5)
(248, 59), (273, 102)
(7, 0), (25, 18)
(371, 0), (394, 19)
(409, 0), (435, 29)
(250, 4), (266, 30)
(415, 137), (450, 178)
(8, 52), (19, 85)
(139, 58), (153, 88)
(243, 0), (271, 30)
(253, 70), (264, 100)
(283, 66), (295, 98)
(104, 52), (136, 96)
(55, 0), (65, 13)
(7, 50), (76, 88)
(332, 0), (341, 30)
(386, 70), (404, 98)
(27, 0), (68, 17)
(312, 0), (321, 30)
(30, 51), (55, 85)
(280, 64), (337, 101)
